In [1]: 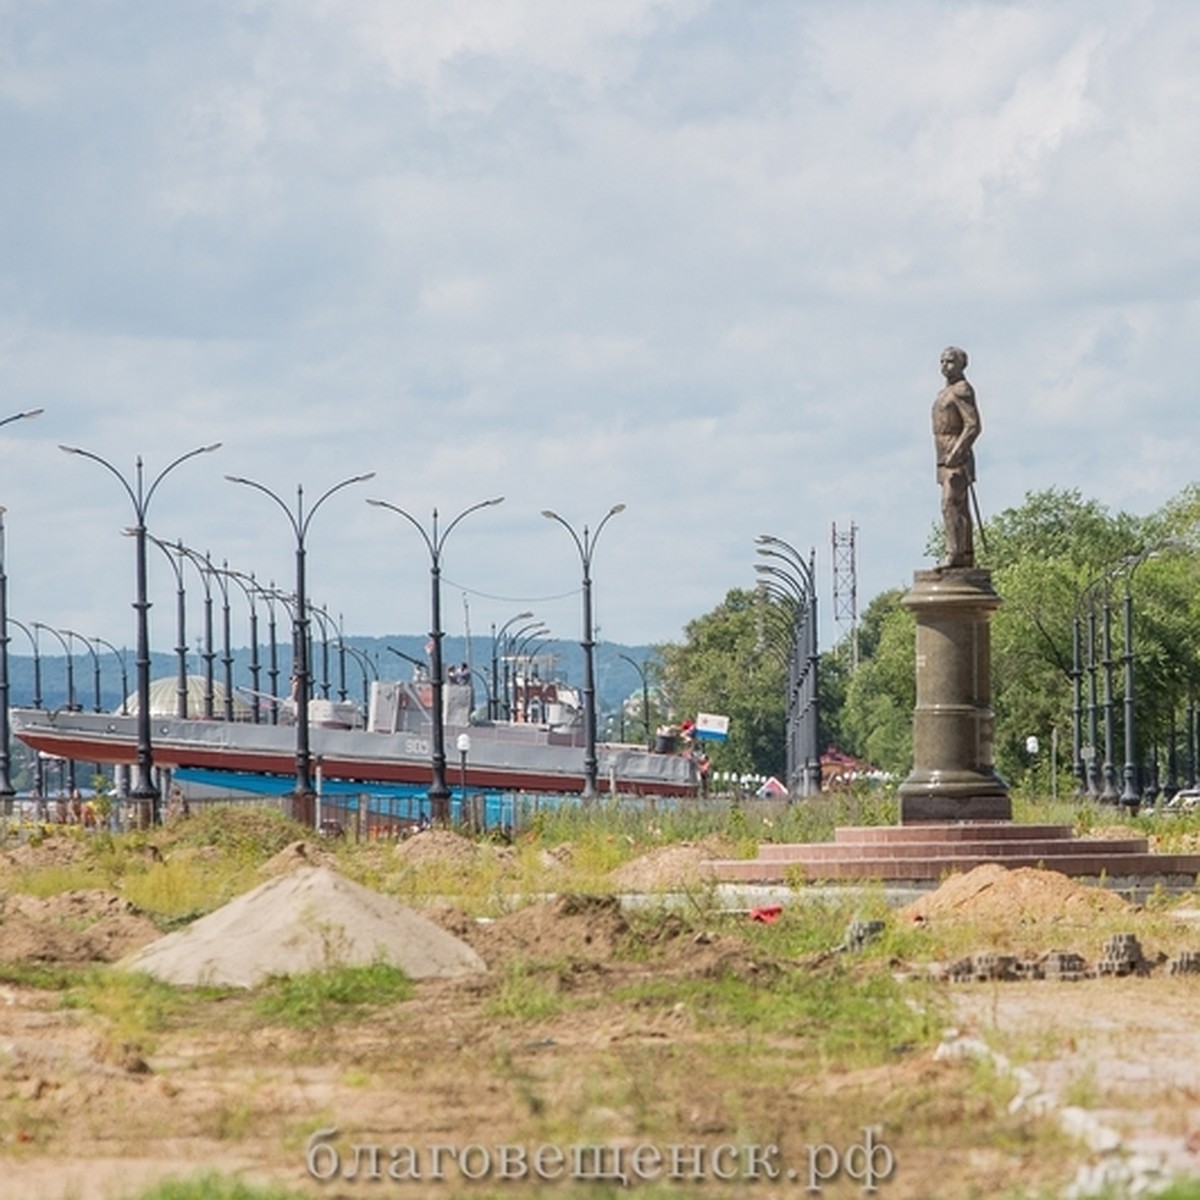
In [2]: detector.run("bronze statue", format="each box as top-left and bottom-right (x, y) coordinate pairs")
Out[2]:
(931, 345), (980, 569)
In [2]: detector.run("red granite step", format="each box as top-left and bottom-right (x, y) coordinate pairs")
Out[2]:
(701, 821), (1200, 884)
(831, 823), (1075, 844)
(757, 837), (1147, 861)
(704, 850), (1200, 884)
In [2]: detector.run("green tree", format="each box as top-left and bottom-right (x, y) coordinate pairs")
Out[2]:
(836, 589), (914, 776)
(656, 588), (786, 777)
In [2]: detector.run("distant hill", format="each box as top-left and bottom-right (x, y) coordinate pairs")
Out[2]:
(4, 635), (660, 720)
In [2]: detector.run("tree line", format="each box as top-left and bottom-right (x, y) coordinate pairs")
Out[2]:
(652, 486), (1200, 795)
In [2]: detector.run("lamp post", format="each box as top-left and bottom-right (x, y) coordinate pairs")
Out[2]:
(503, 620), (545, 719)
(512, 626), (550, 721)
(144, 534), (191, 718)
(1119, 550), (1156, 809)
(368, 496), (504, 823)
(457, 731), (471, 826)
(341, 641), (377, 712)
(222, 568), (263, 720)
(541, 504), (625, 798)
(62, 630), (102, 713)
(9, 618), (44, 798)
(756, 534), (821, 795)
(0, 412), (43, 802)
(62, 442), (221, 822)
(618, 653), (652, 749)
(93, 637), (129, 715)
(490, 611), (533, 719)
(227, 471), (374, 822)
(32, 622), (77, 795)
(172, 543), (217, 718)
(307, 602), (334, 700)
(0, 509), (12, 799)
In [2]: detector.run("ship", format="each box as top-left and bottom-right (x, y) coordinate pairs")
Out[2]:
(9, 674), (699, 802)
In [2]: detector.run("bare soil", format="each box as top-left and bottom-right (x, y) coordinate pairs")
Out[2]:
(2, 845), (1200, 1199)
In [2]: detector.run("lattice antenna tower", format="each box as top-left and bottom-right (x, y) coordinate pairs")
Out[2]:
(831, 521), (859, 669)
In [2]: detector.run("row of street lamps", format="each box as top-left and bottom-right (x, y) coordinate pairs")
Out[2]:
(2, 429), (627, 822)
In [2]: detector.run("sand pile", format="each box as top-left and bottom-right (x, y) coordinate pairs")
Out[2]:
(121, 866), (486, 987)
(609, 838), (730, 892)
(395, 828), (514, 869)
(901, 863), (1131, 924)
(258, 839), (338, 875)
(0, 890), (160, 963)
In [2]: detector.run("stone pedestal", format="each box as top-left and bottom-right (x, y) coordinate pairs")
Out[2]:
(898, 568), (1010, 822)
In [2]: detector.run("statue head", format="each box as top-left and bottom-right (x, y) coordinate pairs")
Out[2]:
(940, 345), (968, 373)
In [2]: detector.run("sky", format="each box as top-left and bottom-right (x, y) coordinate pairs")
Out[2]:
(1, 0), (1198, 664)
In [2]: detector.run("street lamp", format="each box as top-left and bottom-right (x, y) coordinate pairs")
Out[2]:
(32, 622), (78, 794)
(1119, 549), (1166, 809)
(503, 619), (546, 719)
(61, 441), (221, 820)
(62, 629), (102, 712)
(171, 542), (217, 718)
(756, 534), (821, 795)
(227, 471), (374, 821)
(541, 503), (625, 798)
(490, 611), (533, 719)
(144, 534), (191, 718)
(341, 640), (377, 712)
(221, 568), (263, 720)
(8, 618), (44, 798)
(93, 637), (129, 715)
(368, 495), (504, 822)
(618, 653), (652, 749)
(0, 509), (13, 799)
(0, 411), (44, 801)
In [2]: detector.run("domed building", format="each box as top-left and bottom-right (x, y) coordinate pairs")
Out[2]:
(120, 674), (254, 720)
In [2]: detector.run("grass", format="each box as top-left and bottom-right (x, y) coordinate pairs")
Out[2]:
(60, 968), (191, 1055)
(4, 792), (1199, 1199)
(125, 1176), (312, 1200)
(252, 961), (413, 1028)
(484, 959), (575, 1021)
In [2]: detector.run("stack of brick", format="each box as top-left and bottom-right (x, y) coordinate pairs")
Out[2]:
(1096, 932), (1148, 977)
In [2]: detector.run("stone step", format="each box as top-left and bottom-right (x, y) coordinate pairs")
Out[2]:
(830, 823), (1075, 844)
(757, 837), (1148, 861)
(704, 850), (1200, 884)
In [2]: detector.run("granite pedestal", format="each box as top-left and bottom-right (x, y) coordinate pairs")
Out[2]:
(897, 567), (1010, 822)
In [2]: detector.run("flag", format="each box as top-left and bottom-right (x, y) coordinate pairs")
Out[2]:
(693, 712), (730, 742)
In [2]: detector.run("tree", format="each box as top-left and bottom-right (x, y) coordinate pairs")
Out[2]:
(836, 589), (914, 776)
(656, 588), (787, 777)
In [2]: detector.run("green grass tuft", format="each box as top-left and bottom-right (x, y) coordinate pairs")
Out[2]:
(253, 961), (413, 1028)
(126, 1174), (312, 1200)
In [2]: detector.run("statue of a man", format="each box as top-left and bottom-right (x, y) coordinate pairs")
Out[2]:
(931, 345), (980, 569)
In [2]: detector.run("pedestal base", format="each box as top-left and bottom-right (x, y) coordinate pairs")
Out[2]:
(898, 567), (1010, 824)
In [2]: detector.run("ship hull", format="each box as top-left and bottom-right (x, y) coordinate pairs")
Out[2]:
(10, 708), (698, 798)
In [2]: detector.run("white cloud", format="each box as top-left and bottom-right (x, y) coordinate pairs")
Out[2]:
(0, 0), (1198, 661)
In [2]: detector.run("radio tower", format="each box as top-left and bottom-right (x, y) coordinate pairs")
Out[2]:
(831, 521), (859, 669)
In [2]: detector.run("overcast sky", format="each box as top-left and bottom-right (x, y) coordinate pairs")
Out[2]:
(1, 0), (1197, 663)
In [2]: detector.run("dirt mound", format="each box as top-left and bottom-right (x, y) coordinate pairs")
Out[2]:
(394, 829), (513, 869)
(0, 889), (161, 963)
(609, 838), (730, 892)
(427, 896), (778, 981)
(453, 893), (631, 968)
(0, 833), (94, 875)
(901, 863), (1131, 924)
(258, 839), (338, 875)
(121, 866), (486, 987)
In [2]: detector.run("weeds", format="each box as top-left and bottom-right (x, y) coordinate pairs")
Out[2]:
(126, 1176), (311, 1200)
(484, 958), (576, 1022)
(60, 968), (189, 1057)
(252, 961), (412, 1028)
